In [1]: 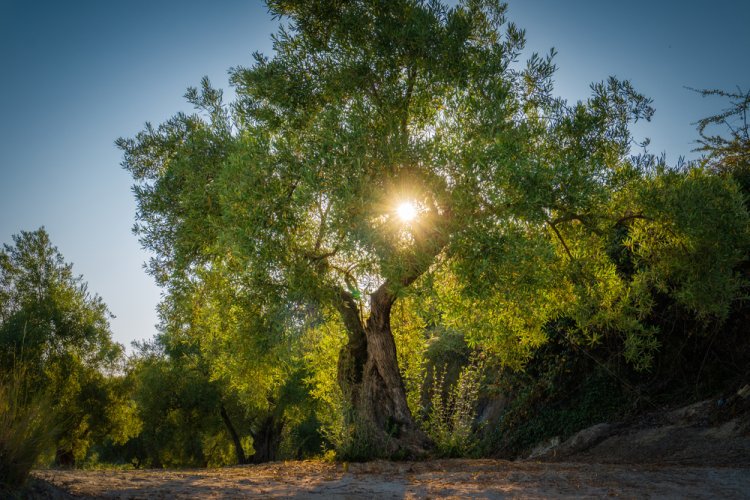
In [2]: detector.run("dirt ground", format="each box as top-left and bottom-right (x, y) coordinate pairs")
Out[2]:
(28, 393), (750, 498)
(31, 459), (750, 499)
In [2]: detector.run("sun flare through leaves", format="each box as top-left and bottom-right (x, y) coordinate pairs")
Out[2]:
(396, 201), (418, 223)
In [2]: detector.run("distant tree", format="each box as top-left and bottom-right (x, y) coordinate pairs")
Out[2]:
(693, 87), (750, 195)
(695, 87), (750, 166)
(119, 0), (748, 456)
(123, 327), (321, 466)
(151, 263), (316, 463)
(0, 228), (135, 466)
(124, 339), (229, 468)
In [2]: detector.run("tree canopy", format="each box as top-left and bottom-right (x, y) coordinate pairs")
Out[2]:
(118, 0), (749, 457)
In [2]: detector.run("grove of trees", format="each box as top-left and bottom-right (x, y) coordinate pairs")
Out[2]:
(0, 228), (137, 488)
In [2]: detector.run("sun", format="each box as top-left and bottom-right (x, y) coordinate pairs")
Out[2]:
(396, 201), (418, 222)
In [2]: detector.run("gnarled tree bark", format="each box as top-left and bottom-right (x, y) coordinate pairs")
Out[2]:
(336, 280), (432, 457)
(335, 220), (448, 457)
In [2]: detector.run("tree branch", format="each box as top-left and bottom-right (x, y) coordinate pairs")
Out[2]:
(314, 197), (331, 253)
(546, 220), (574, 261)
(334, 287), (366, 338)
(401, 65), (417, 136)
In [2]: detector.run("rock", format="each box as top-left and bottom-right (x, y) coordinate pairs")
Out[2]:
(529, 423), (615, 461)
(527, 436), (561, 459)
(666, 399), (713, 425)
(555, 423), (615, 456)
(532, 397), (750, 466)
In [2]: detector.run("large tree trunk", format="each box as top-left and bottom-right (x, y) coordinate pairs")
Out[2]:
(248, 415), (284, 463)
(54, 447), (75, 468)
(335, 208), (448, 457)
(336, 284), (431, 458)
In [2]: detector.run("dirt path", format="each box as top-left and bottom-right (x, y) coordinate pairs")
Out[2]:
(33, 459), (750, 499)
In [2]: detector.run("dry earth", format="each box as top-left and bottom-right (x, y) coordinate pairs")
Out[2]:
(31, 459), (750, 499)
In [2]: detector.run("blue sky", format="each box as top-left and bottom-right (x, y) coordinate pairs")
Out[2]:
(1, 0), (748, 351)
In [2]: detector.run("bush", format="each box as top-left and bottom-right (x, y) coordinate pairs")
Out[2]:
(0, 370), (57, 494)
(423, 354), (484, 457)
(331, 421), (376, 462)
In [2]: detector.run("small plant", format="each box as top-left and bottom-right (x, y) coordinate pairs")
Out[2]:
(333, 412), (387, 462)
(423, 354), (484, 457)
(0, 369), (57, 495)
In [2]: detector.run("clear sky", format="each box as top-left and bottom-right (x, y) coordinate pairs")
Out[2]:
(1, 0), (748, 352)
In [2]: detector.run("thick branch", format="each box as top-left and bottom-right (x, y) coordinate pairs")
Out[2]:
(550, 212), (605, 236)
(614, 213), (652, 225)
(334, 286), (368, 394)
(220, 403), (246, 465)
(314, 197), (332, 253)
(334, 288), (366, 338)
(551, 213), (590, 226)
(372, 220), (450, 312)
(304, 247), (339, 264)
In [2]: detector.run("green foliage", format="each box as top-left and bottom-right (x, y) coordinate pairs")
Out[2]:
(423, 354), (484, 457)
(0, 369), (57, 493)
(125, 341), (226, 468)
(301, 316), (347, 445)
(485, 330), (631, 458)
(694, 87), (750, 188)
(116, 0), (750, 461)
(391, 297), (429, 416)
(0, 228), (132, 466)
(332, 414), (388, 462)
(627, 167), (749, 322)
(114, 323), (327, 467)
(301, 316), (366, 459)
(493, 367), (629, 458)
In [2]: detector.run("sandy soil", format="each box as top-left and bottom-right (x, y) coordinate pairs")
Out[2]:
(32, 459), (750, 499)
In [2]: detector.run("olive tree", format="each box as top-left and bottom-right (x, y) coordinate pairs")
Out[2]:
(119, 0), (747, 456)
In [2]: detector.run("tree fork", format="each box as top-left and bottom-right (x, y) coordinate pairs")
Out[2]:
(336, 282), (431, 457)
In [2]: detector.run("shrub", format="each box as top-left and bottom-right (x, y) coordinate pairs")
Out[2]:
(423, 354), (484, 457)
(0, 370), (57, 494)
(332, 411), (387, 462)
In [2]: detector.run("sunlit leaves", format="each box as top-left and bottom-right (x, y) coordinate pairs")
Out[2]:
(391, 296), (429, 415)
(626, 168), (749, 321)
(300, 313), (347, 442)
